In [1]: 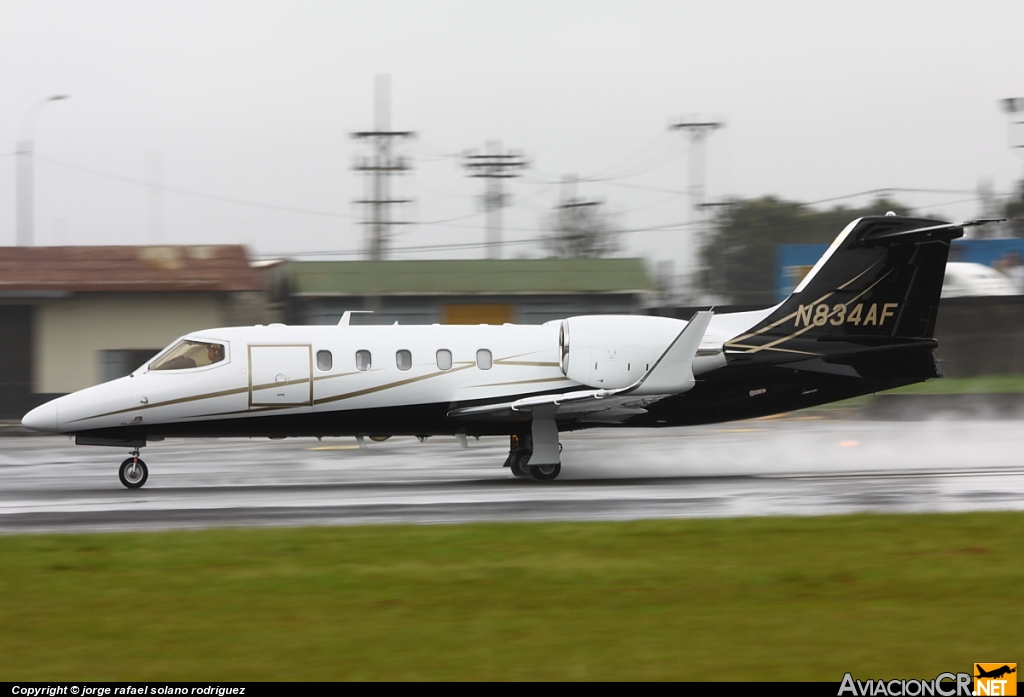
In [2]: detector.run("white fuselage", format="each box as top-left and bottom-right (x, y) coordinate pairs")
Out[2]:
(24, 312), (770, 436)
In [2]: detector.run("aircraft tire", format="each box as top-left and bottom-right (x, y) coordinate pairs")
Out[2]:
(119, 457), (149, 489)
(530, 462), (561, 481)
(509, 452), (533, 478)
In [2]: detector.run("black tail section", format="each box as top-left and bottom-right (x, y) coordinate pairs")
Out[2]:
(724, 215), (965, 378)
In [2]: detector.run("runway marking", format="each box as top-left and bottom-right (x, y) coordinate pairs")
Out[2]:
(306, 445), (361, 451)
(761, 467), (1024, 480)
(753, 413), (824, 422)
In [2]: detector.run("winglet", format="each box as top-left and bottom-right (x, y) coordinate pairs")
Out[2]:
(626, 311), (713, 396)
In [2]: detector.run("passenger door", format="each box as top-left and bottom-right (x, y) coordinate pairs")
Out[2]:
(248, 345), (313, 408)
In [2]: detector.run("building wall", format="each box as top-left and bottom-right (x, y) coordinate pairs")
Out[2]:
(34, 293), (225, 394)
(932, 296), (1024, 377)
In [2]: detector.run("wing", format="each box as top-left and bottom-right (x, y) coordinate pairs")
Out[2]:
(448, 311), (713, 423)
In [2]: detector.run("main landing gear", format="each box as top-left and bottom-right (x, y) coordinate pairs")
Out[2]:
(119, 447), (149, 489)
(502, 413), (564, 481)
(505, 435), (534, 478)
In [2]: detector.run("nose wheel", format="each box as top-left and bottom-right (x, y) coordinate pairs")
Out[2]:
(119, 449), (149, 489)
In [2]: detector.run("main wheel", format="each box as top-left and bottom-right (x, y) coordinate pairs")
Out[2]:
(530, 462), (561, 481)
(119, 457), (149, 489)
(509, 451), (533, 478)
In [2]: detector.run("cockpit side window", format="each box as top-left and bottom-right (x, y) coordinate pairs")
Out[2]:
(150, 340), (226, 371)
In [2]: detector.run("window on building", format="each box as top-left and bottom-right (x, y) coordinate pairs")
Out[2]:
(476, 349), (492, 370)
(396, 350), (412, 371)
(436, 349), (452, 371)
(150, 340), (226, 371)
(316, 350), (333, 371)
(356, 350), (372, 371)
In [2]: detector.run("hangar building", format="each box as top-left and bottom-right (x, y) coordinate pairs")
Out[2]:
(0, 245), (266, 418)
(271, 258), (657, 326)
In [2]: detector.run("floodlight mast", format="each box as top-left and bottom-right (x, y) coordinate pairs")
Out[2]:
(670, 119), (724, 302)
(16, 95), (70, 247)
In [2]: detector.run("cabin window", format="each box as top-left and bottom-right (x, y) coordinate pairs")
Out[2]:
(476, 349), (492, 370)
(396, 350), (412, 371)
(150, 340), (225, 371)
(316, 350), (333, 371)
(356, 350), (372, 371)
(436, 349), (452, 371)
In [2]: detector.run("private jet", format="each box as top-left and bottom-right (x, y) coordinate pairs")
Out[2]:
(22, 214), (999, 487)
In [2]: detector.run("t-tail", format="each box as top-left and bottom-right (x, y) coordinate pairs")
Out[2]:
(724, 214), (1003, 385)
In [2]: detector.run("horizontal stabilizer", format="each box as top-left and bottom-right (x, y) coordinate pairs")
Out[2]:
(864, 218), (1005, 244)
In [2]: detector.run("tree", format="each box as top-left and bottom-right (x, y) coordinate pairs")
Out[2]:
(701, 196), (912, 305)
(541, 197), (621, 258)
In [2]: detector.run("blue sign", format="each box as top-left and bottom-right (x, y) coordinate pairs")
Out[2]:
(776, 238), (1024, 301)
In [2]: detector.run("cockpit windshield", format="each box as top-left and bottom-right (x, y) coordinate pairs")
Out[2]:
(149, 340), (226, 371)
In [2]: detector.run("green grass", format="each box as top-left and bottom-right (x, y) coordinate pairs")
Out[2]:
(1, 514), (1022, 681)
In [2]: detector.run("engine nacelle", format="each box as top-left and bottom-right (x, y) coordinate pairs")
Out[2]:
(559, 315), (723, 390)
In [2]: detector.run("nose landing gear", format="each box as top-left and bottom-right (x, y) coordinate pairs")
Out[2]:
(118, 447), (149, 489)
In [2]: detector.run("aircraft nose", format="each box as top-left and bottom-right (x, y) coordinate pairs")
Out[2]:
(22, 399), (59, 433)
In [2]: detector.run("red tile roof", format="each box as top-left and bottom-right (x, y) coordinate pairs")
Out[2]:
(0, 245), (265, 292)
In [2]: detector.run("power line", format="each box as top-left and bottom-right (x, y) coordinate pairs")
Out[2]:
(803, 187), (979, 207)
(257, 217), (704, 259)
(35, 153), (355, 218)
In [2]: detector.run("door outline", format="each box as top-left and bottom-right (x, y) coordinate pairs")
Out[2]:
(247, 344), (314, 408)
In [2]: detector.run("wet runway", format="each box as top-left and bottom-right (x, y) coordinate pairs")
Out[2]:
(2, 415), (1023, 532)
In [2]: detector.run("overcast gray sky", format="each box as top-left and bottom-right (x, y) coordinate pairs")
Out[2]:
(3, 0), (1023, 274)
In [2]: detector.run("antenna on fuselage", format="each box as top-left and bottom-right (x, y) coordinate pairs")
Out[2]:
(339, 311), (374, 326)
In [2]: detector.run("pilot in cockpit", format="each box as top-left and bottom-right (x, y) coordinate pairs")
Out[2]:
(151, 341), (225, 371)
(207, 344), (225, 364)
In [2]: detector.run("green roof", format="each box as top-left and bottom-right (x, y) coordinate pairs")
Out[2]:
(286, 258), (656, 296)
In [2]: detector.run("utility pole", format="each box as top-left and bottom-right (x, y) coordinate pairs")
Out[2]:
(670, 119), (723, 301)
(542, 175), (615, 258)
(1000, 97), (1024, 178)
(1000, 98), (1024, 150)
(998, 98), (1024, 238)
(351, 75), (414, 261)
(462, 141), (527, 259)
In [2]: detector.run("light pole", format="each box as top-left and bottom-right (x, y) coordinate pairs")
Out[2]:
(16, 95), (70, 246)
(670, 118), (724, 302)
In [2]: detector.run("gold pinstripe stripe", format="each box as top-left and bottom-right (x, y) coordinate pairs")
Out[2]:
(68, 350), (562, 422)
(725, 264), (890, 354)
(312, 364), (478, 405)
(469, 376), (573, 388)
(65, 386), (251, 424)
(728, 262), (879, 344)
